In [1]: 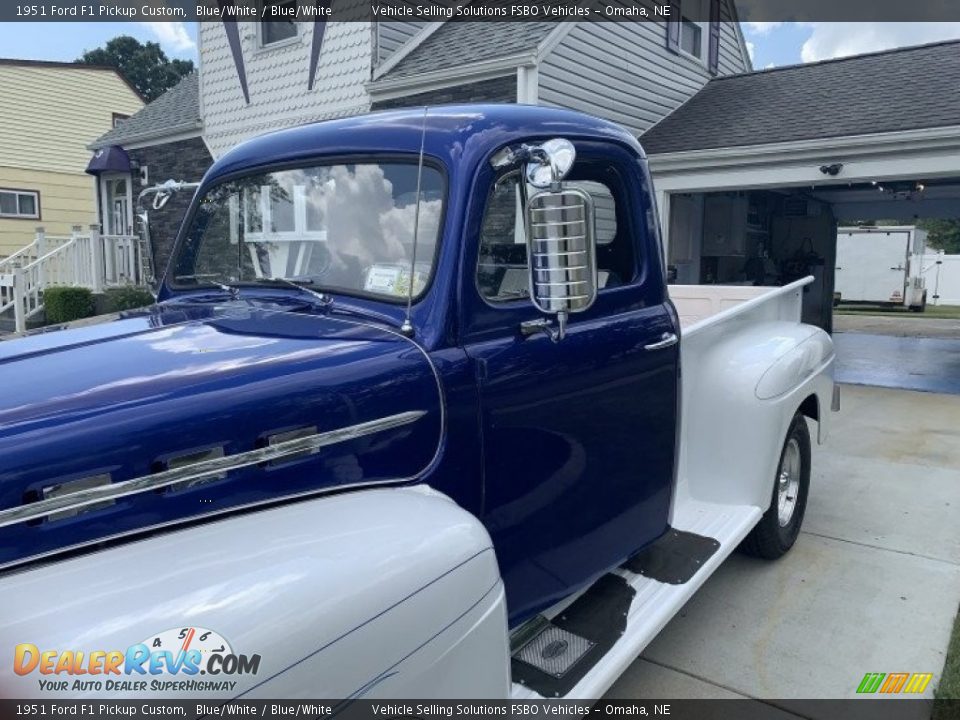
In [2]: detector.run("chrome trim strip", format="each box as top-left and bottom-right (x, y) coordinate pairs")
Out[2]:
(0, 410), (426, 529)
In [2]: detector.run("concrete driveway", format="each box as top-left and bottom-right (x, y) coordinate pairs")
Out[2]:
(605, 384), (960, 708)
(834, 314), (960, 394)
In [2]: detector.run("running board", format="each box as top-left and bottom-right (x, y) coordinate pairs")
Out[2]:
(511, 501), (761, 700)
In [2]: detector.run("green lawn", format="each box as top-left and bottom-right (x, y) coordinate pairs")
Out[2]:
(934, 608), (960, 717)
(835, 304), (960, 320)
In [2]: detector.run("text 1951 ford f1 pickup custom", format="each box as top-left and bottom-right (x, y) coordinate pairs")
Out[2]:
(0, 106), (836, 701)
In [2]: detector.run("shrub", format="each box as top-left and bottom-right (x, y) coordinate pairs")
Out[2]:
(101, 286), (155, 313)
(43, 287), (95, 324)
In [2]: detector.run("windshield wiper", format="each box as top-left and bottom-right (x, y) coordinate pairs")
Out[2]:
(174, 274), (240, 300)
(173, 275), (332, 307)
(244, 277), (332, 307)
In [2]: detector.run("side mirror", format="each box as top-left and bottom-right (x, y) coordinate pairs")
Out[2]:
(525, 187), (598, 340)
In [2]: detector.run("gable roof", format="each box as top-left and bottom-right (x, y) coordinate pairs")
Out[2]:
(0, 57), (146, 102)
(640, 39), (960, 155)
(377, 22), (557, 80)
(90, 72), (201, 149)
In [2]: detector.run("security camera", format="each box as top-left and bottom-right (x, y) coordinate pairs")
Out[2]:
(819, 163), (843, 176)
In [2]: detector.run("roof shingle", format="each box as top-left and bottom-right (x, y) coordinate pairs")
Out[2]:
(90, 72), (200, 149)
(379, 22), (556, 80)
(640, 40), (960, 155)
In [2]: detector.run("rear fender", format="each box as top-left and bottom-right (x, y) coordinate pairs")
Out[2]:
(678, 321), (835, 513)
(0, 486), (508, 700)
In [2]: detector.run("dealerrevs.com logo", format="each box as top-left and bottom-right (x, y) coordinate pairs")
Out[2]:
(13, 627), (261, 694)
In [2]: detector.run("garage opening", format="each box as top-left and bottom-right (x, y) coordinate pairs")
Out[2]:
(663, 178), (960, 393)
(666, 178), (960, 322)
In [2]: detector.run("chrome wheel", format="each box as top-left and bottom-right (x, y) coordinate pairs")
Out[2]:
(777, 438), (801, 527)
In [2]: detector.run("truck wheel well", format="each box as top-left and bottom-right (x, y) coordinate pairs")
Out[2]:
(798, 394), (819, 422)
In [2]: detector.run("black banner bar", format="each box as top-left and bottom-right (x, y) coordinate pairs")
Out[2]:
(4, 0), (960, 22)
(0, 699), (956, 720)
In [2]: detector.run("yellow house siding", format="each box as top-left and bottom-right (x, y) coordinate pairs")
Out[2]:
(0, 64), (144, 175)
(0, 62), (142, 256)
(0, 167), (96, 258)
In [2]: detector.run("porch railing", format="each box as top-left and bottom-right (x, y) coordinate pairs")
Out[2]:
(0, 225), (147, 333)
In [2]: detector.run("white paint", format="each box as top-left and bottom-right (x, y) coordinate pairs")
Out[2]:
(836, 226), (928, 308)
(923, 252), (960, 306)
(0, 487), (509, 700)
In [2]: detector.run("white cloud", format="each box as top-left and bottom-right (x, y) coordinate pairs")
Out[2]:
(800, 22), (960, 63)
(763, 62), (776, 70)
(138, 22), (196, 54)
(744, 22), (783, 35)
(746, 40), (755, 62)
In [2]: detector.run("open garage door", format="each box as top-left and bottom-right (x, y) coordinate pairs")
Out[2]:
(665, 178), (960, 328)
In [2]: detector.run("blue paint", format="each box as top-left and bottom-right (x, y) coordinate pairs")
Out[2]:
(835, 332), (960, 395)
(2, 106), (678, 626)
(0, 305), (441, 568)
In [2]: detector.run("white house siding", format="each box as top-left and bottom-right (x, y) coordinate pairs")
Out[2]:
(538, 8), (749, 136)
(376, 22), (431, 64)
(200, 20), (373, 158)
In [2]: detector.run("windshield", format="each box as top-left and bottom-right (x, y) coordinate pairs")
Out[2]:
(171, 161), (444, 301)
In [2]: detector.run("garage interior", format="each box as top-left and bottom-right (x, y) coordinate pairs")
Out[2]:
(638, 39), (960, 342)
(665, 178), (960, 334)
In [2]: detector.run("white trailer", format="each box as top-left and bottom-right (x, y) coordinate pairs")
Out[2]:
(834, 225), (929, 311)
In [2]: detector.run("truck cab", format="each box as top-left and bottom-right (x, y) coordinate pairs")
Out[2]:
(0, 106), (836, 700)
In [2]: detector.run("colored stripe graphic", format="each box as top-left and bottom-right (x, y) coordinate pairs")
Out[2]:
(857, 672), (933, 694)
(857, 673), (885, 693)
(903, 673), (933, 694)
(880, 673), (909, 693)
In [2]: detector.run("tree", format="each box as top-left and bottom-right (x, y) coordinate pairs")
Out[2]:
(77, 35), (194, 102)
(917, 219), (960, 254)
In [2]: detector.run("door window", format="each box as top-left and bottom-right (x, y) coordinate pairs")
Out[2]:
(103, 176), (131, 235)
(476, 171), (633, 303)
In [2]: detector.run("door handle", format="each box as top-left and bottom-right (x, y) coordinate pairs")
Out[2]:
(644, 332), (679, 351)
(520, 318), (560, 342)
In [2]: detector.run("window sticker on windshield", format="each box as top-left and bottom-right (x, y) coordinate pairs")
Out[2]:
(365, 265), (403, 295)
(364, 264), (430, 297)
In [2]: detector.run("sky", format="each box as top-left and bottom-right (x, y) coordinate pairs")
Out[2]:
(1, 21), (960, 69)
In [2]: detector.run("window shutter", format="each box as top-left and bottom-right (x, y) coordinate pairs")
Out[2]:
(666, 1), (681, 54)
(708, 0), (721, 74)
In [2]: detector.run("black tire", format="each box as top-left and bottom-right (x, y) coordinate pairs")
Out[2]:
(741, 412), (811, 559)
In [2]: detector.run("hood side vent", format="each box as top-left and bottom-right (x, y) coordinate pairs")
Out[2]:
(159, 447), (227, 493)
(263, 426), (319, 467)
(41, 474), (114, 522)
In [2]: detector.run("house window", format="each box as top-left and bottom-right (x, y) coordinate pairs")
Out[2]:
(112, 113), (130, 128)
(680, 0), (707, 60)
(260, 0), (298, 47)
(0, 189), (40, 219)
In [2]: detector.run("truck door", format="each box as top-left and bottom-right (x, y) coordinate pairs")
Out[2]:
(460, 144), (680, 624)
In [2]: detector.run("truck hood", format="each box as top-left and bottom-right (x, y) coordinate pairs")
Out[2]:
(0, 302), (442, 569)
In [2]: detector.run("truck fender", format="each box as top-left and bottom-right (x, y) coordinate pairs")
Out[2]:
(0, 486), (509, 700)
(678, 321), (835, 512)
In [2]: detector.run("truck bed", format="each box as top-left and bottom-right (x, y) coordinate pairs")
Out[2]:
(669, 282), (801, 332)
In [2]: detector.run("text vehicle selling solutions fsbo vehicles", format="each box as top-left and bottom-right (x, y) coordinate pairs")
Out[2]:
(0, 106), (837, 700)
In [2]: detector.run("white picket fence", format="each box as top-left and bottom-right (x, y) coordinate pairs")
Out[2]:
(0, 226), (147, 333)
(922, 253), (960, 306)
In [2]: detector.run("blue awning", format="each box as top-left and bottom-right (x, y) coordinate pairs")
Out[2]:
(85, 145), (131, 175)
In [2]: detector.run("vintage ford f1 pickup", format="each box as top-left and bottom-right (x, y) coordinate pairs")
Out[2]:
(0, 106), (836, 700)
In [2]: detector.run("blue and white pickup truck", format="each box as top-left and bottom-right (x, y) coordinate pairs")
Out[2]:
(0, 106), (837, 700)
